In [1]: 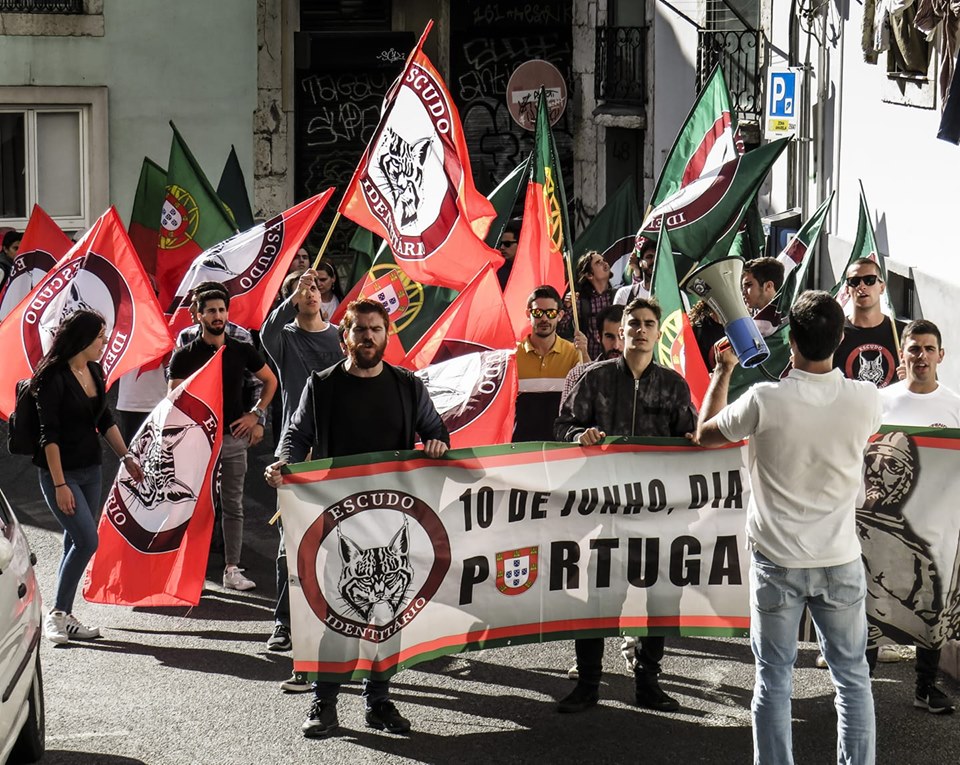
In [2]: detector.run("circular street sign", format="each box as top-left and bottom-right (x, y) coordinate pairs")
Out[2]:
(506, 59), (567, 131)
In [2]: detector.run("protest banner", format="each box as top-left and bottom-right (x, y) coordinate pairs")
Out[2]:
(279, 428), (960, 681)
(280, 440), (751, 681)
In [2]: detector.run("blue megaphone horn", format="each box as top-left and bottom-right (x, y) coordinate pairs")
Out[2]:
(679, 256), (770, 368)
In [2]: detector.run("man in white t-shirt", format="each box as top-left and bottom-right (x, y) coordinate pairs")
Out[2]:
(694, 291), (880, 764)
(870, 319), (960, 714)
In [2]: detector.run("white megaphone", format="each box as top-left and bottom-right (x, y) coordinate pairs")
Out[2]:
(679, 256), (770, 368)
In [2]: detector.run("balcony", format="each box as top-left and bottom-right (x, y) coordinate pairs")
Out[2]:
(595, 25), (647, 107)
(0, 0), (83, 12)
(697, 28), (762, 123)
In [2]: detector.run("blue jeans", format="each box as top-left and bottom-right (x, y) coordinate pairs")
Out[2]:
(38, 465), (102, 614)
(750, 552), (875, 765)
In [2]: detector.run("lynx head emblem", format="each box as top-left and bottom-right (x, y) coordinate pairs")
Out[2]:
(377, 129), (432, 228)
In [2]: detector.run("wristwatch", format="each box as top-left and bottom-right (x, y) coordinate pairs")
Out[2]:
(250, 406), (266, 419)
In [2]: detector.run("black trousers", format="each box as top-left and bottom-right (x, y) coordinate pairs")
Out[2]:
(574, 636), (665, 689)
(867, 645), (940, 688)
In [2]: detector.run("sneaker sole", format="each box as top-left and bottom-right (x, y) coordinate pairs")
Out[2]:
(45, 633), (68, 645)
(223, 582), (256, 591)
(282, 684), (312, 694)
(365, 720), (411, 734)
(267, 641), (292, 652)
(65, 633), (100, 640)
(302, 724), (338, 739)
(914, 698), (955, 714)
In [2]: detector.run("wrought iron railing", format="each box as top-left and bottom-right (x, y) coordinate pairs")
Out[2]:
(0, 0), (83, 12)
(595, 25), (647, 106)
(697, 28), (762, 122)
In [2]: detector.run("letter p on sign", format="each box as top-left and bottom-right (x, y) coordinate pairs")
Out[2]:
(765, 68), (800, 138)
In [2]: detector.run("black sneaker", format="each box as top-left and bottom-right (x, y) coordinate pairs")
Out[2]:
(302, 699), (339, 738)
(557, 683), (600, 713)
(915, 685), (955, 714)
(635, 673), (680, 712)
(365, 700), (411, 734)
(266, 623), (292, 652)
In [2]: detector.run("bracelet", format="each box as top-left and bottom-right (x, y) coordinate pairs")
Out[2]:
(54, 483), (66, 488)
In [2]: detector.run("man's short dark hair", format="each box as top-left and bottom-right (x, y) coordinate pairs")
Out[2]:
(2, 230), (22, 251)
(902, 319), (942, 348)
(744, 257), (785, 292)
(196, 289), (230, 312)
(846, 257), (881, 277)
(597, 303), (625, 334)
(503, 219), (521, 238)
(788, 290), (844, 361)
(340, 298), (390, 337)
(623, 297), (662, 324)
(527, 285), (562, 309)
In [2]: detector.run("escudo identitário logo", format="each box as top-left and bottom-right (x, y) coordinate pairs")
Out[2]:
(104, 392), (219, 553)
(416, 349), (511, 435)
(297, 489), (451, 642)
(159, 185), (200, 250)
(0, 248), (58, 319)
(496, 547), (539, 595)
(20, 253), (134, 377)
(361, 64), (461, 261)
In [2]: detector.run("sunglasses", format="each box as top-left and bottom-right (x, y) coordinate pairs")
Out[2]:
(499, 239), (517, 248)
(529, 308), (559, 319)
(846, 275), (880, 288)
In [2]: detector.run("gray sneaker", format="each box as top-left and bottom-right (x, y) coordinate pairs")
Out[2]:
(281, 674), (312, 693)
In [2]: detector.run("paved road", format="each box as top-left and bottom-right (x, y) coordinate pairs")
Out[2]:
(2, 425), (958, 764)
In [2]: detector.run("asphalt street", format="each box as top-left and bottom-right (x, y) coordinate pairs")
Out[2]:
(2, 421), (958, 765)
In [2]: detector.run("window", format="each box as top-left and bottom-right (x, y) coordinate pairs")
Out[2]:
(0, 87), (107, 232)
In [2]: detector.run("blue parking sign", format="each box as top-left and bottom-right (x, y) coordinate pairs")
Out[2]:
(765, 68), (801, 138)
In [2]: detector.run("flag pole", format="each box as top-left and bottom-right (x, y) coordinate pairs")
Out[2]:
(564, 247), (580, 332)
(312, 211), (341, 269)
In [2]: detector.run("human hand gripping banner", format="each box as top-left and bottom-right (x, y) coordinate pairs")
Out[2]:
(279, 440), (753, 682)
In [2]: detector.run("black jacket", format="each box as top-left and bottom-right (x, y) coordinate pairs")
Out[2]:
(555, 356), (697, 442)
(34, 361), (115, 470)
(281, 360), (449, 462)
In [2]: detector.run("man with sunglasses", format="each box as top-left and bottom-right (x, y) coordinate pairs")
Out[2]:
(833, 258), (906, 388)
(514, 285), (582, 441)
(496, 220), (521, 290)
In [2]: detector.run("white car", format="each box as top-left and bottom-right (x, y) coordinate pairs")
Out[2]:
(0, 488), (44, 764)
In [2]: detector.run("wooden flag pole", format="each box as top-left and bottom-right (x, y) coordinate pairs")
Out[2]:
(312, 211), (341, 270)
(564, 246), (580, 332)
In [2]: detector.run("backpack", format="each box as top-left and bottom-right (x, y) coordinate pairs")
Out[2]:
(7, 379), (40, 456)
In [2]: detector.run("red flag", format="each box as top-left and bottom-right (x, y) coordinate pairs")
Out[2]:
(166, 191), (333, 337)
(416, 348), (517, 449)
(401, 266), (514, 370)
(338, 22), (502, 290)
(0, 205), (71, 321)
(83, 349), (224, 607)
(0, 208), (174, 419)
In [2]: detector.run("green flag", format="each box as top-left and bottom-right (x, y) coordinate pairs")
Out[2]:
(155, 122), (237, 307)
(484, 156), (529, 248)
(649, 64), (741, 210)
(216, 145), (255, 231)
(775, 192), (835, 313)
(127, 157), (166, 277)
(830, 183), (896, 317)
(573, 176), (644, 287)
(642, 138), (790, 274)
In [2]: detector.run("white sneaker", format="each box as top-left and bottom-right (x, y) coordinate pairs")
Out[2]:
(223, 566), (256, 591)
(877, 644), (901, 663)
(567, 664), (579, 680)
(64, 613), (100, 640)
(44, 610), (69, 644)
(815, 653), (828, 668)
(621, 636), (638, 671)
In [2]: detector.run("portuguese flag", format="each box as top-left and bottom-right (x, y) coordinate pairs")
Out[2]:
(649, 64), (742, 211)
(127, 157), (166, 277)
(502, 87), (572, 339)
(155, 123), (237, 307)
(649, 220), (709, 408)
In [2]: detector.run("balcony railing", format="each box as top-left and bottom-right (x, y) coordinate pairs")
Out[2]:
(0, 0), (83, 12)
(697, 28), (762, 122)
(595, 25), (647, 107)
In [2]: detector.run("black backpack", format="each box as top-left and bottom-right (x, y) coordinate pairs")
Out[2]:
(7, 379), (40, 456)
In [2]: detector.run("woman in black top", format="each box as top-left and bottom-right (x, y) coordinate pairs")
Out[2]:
(32, 310), (143, 644)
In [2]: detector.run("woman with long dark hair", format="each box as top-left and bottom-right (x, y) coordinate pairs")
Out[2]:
(31, 309), (143, 644)
(314, 260), (344, 321)
(563, 250), (616, 360)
